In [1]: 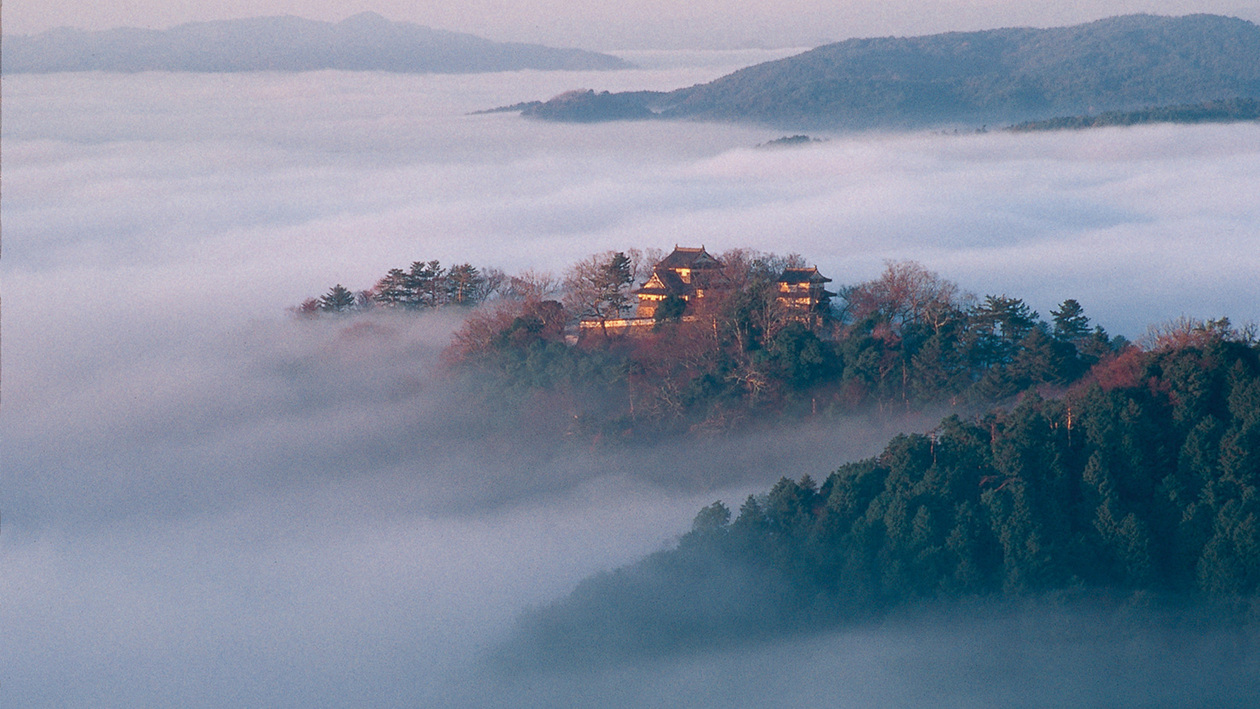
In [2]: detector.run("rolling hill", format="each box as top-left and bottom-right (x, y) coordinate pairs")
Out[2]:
(2, 12), (632, 74)
(522, 14), (1260, 129)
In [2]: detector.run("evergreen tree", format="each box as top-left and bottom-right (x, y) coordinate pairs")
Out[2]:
(446, 263), (485, 306)
(409, 260), (446, 308)
(318, 284), (356, 312)
(372, 268), (412, 307)
(1051, 298), (1091, 341)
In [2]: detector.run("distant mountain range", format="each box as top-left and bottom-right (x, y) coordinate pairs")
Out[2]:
(520, 14), (1260, 129)
(2, 12), (632, 73)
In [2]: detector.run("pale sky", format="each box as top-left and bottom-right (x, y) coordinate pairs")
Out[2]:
(5, 0), (1259, 49)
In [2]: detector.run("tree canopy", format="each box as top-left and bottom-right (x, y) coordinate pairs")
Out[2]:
(306, 251), (1140, 436)
(502, 329), (1260, 664)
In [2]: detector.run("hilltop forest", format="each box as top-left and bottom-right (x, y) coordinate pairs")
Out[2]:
(301, 250), (1258, 661)
(503, 323), (1260, 664)
(302, 250), (1132, 437)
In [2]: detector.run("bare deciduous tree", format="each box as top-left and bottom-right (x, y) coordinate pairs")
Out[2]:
(564, 251), (635, 336)
(846, 260), (966, 334)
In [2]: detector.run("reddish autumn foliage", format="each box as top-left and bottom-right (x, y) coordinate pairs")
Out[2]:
(1089, 347), (1147, 391)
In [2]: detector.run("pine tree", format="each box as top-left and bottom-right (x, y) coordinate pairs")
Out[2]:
(1051, 299), (1091, 341)
(318, 284), (356, 313)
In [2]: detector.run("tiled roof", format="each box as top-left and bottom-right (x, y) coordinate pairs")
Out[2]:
(657, 246), (722, 270)
(778, 266), (832, 284)
(635, 268), (691, 296)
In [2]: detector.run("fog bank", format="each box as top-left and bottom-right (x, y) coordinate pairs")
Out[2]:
(7, 70), (1255, 341)
(0, 306), (920, 706)
(3, 60), (1258, 705)
(465, 599), (1260, 708)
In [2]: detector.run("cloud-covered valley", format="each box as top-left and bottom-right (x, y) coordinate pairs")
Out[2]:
(3, 58), (1259, 705)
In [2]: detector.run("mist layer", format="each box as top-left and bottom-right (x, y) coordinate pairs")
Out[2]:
(3, 60), (1258, 705)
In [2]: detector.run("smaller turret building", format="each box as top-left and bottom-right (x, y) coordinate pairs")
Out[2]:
(776, 266), (835, 324)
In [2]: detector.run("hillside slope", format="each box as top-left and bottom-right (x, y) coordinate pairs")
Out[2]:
(522, 14), (1260, 129)
(2, 12), (632, 74)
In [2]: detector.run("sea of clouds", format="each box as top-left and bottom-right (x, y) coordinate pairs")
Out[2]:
(3, 55), (1259, 706)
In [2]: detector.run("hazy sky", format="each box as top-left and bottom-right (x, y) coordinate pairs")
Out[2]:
(5, 0), (1260, 48)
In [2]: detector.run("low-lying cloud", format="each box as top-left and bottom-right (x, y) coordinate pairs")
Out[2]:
(3, 60), (1258, 705)
(472, 599), (1260, 708)
(1, 305), (912, 706)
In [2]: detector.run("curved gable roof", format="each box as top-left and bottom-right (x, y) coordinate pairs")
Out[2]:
(657, 246), (722, 270)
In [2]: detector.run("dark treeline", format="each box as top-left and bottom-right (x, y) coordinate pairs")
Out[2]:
(1007, 97), (1260, 132)
(447, 254), (1127, 436)
(502, 326), (1260, 664)
(298, 259), (507, 314)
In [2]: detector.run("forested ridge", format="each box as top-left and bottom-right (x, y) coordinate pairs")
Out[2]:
(300, 252), (1260, 663)
(302, 252), (1132, 437)
(517, 14), (1260, 129)
(450, 256), (1126, 437)
(503, 326), (1260, 663)
(1007, 97), (1260, 132)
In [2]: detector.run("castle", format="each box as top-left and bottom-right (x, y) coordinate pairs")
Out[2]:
(633, 246), (726, 319)
(579, 246), (834, 336)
